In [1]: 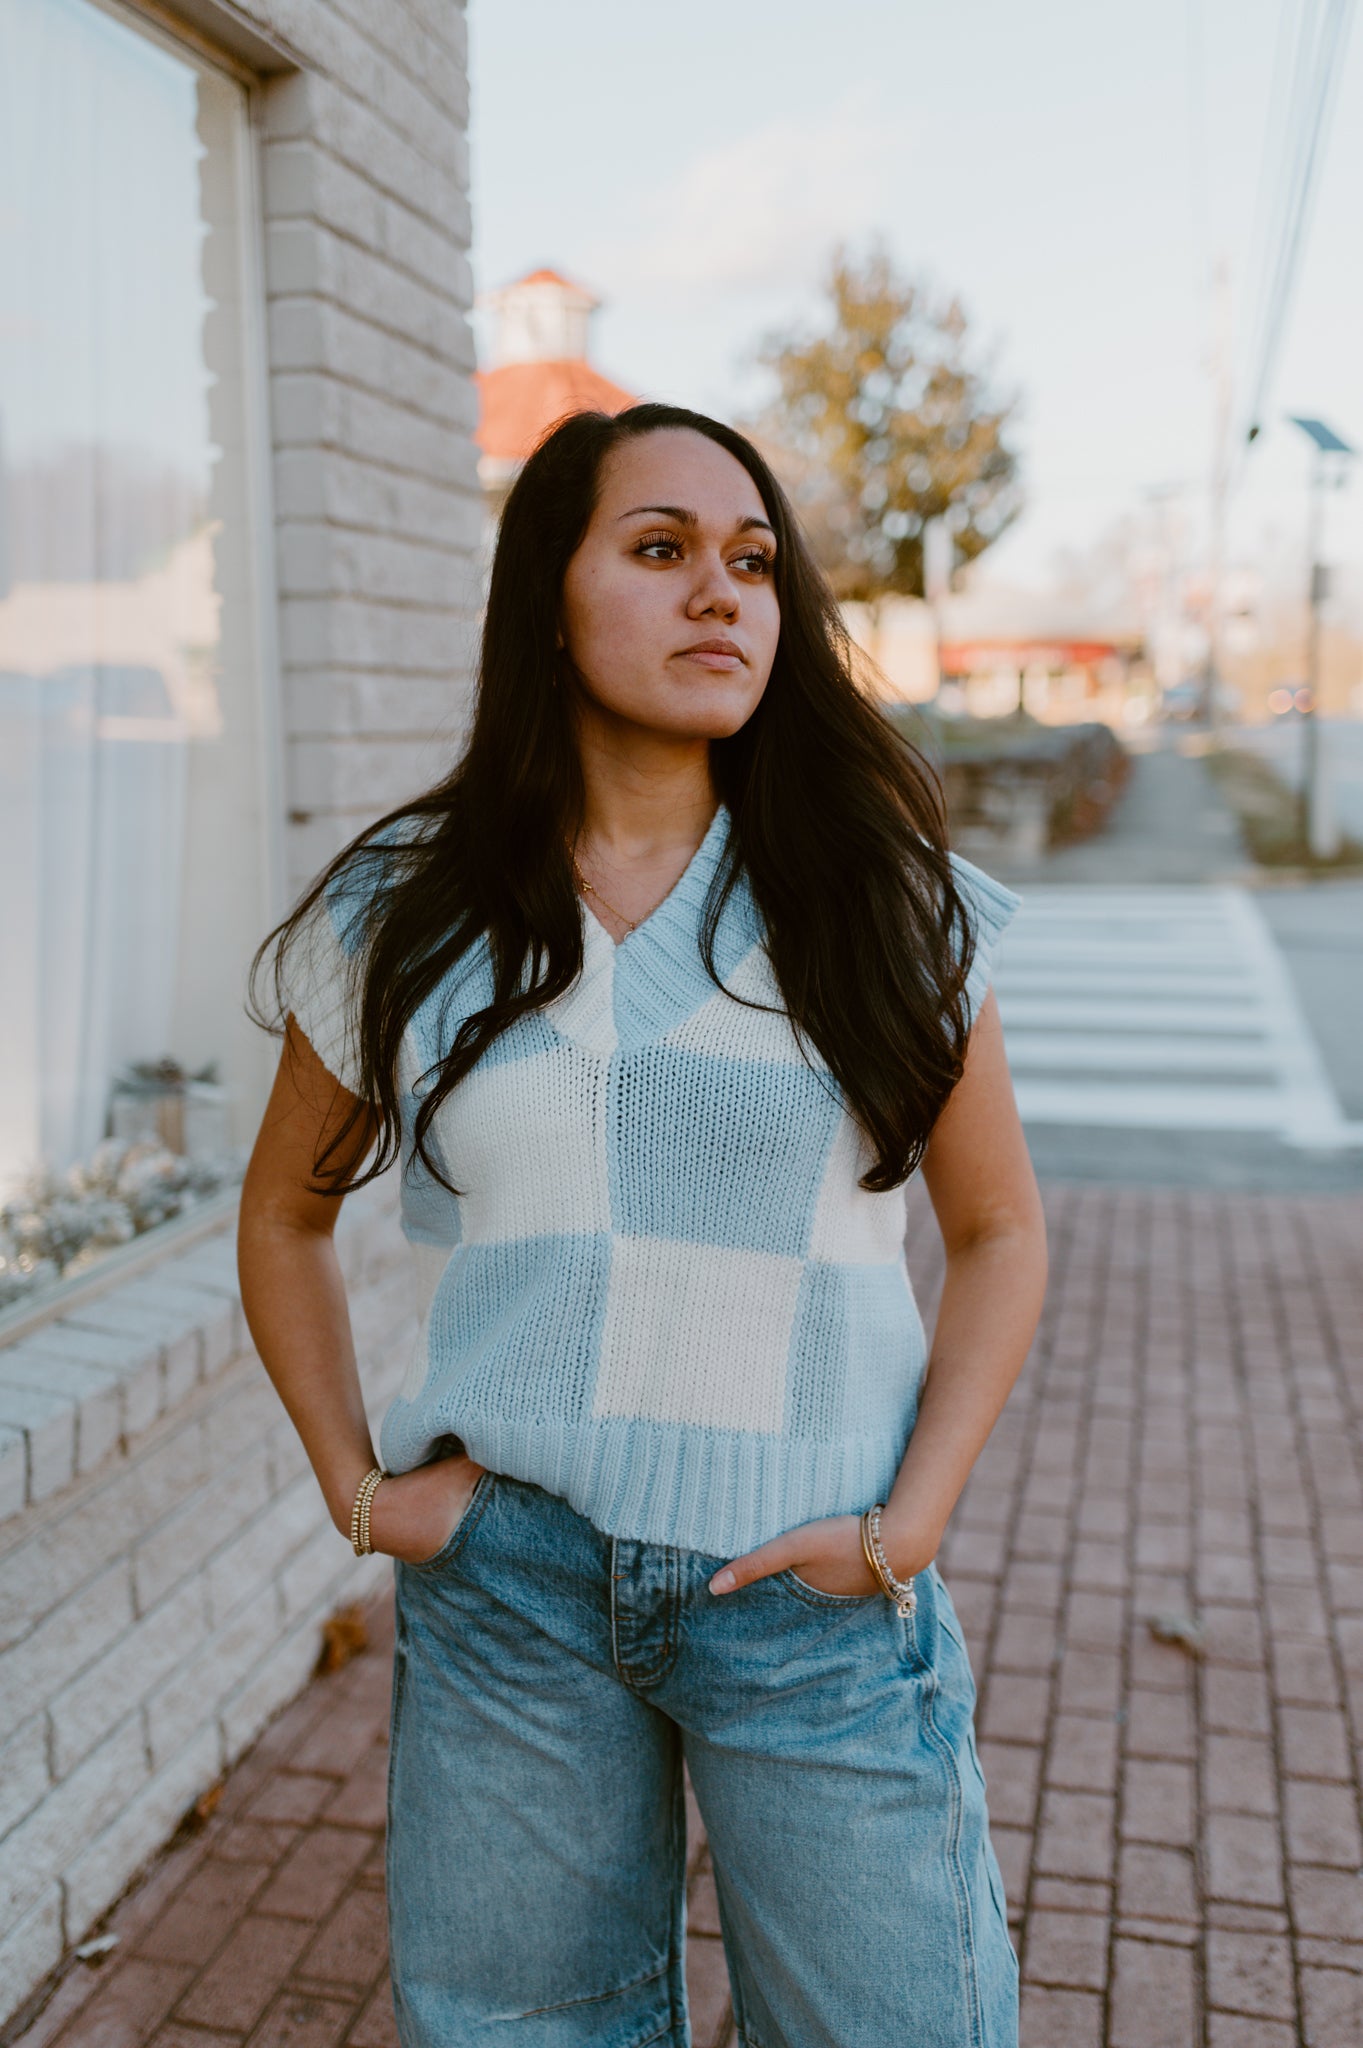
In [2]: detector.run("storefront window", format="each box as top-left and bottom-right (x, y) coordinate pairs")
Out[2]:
(0, 0), (275, 1303)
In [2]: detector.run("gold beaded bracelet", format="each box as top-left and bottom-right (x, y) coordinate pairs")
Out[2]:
(350, 1465), (387, 1556)
(860, 1503), (917, 1618)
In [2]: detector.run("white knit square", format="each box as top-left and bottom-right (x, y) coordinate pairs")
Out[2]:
(543, 912), (617, 1057)
(592, 1236), (802, 1432)
(660, 942), (812, 1067)
(807, 1112), (910, 1265)
(433, 1044), (610, 1243)
(286, 898), (363, 1094)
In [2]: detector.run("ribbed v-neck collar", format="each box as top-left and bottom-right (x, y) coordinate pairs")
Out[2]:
(578, 803), (730, 954)
(556, 805), (739, 1056)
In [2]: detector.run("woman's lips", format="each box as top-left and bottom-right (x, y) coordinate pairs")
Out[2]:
(677, 640), (744, 670)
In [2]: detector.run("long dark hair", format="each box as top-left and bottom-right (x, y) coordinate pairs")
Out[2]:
(251, 402), (974, 1194)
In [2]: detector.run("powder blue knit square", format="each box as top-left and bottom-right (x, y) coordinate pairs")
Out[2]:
(785, 1262), (926, 1443)
(398, 1146), (463, 1246)
(608, 1044), (842, 1257)
(424, 1233), (612, 1424)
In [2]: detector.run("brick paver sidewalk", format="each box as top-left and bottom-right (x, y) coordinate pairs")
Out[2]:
(13, 1184), (1363, 2048)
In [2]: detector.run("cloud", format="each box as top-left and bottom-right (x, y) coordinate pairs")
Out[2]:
(585, 91), (899, 299)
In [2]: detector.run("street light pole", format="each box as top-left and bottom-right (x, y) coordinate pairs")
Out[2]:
(1286, 416), (1354, 860)
(1300, 443), (1326, 854)
(1205, 262), (1233, 737)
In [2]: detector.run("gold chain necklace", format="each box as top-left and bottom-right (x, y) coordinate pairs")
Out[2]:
(569, 850), (638, 933)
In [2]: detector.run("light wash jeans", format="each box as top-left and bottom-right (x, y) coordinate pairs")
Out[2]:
(387, 1469), (1019, 2048)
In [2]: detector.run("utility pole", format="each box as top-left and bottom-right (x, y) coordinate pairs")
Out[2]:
(1301, 444), (1328, 855)
(1204, 263), (1233, 735)
(1287, 416), (1353, 859)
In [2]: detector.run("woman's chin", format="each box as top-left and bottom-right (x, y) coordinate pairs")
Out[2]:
(649, 675), (767, 740)
(580, 683), (763, 746)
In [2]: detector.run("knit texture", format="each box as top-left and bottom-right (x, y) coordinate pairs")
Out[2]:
(286, 807), (1020, 1556)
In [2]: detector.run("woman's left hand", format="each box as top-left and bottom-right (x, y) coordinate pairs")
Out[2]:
(708, 1511), (939, 1597)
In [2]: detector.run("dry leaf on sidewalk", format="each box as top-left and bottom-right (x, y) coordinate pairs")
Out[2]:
(1146, 1611), (1205, 1656)
(74, 1935), (119, 1964)
(317, 1602), (369, 1674)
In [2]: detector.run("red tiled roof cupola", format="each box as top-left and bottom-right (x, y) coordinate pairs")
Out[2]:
(475, 267), (636, 483)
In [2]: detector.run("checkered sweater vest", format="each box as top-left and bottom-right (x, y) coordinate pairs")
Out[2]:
(288, 806), (1020, 1556)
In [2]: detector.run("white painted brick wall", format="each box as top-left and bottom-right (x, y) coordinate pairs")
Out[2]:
(0, 1720), (48, 1843)
(0, 0), (476, 2019)
(0, 1432), (24, 1522)
(23, 1325), (164, 1440)
(0, 1387), (76, 1504)
(0, 1183), (413, 2023)
(0, 1357), (121, 1476)
(0, 1894), (63, 2030)
(251, 0), (481, 897)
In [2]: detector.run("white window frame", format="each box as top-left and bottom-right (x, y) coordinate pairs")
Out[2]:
(99, 0), (288, 927)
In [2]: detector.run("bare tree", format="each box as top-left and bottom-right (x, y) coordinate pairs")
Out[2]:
(754, 247), (1022, 630)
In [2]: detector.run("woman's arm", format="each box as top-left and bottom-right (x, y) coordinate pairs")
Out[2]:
(881, 987), (1047, 1573)
(238, 1020), (482, 1563)
(708, 988), (1046, 1596)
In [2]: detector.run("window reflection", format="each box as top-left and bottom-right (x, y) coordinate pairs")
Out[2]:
(0, 0), (269, 1273)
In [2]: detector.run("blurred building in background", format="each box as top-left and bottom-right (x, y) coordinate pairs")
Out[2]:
(843, 589), (1150, 727)
(474, 266), (635, 514)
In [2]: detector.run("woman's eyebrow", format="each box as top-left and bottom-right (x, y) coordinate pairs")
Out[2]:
(617, 502), (695, 524)
(616, 503), (776, 537)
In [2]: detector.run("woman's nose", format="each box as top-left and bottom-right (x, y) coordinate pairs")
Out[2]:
(686, 556), (740, 618)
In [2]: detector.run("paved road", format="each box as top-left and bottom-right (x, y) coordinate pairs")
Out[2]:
(976, 740), (1363, 1193)
(995, 886), (1356, 1148)
(21, 1182), (1363, 2048)
(973, 735), (1252, 891)
(1257, 880), (1363, 1121)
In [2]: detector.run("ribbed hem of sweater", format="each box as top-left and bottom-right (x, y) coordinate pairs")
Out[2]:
(378, 1410), (920, 1559)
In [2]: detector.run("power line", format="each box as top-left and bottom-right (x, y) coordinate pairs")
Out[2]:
(1236, 0), (1356, 467)
(1242, 0), (1317, 345)
(1248, 0), (1348, 422)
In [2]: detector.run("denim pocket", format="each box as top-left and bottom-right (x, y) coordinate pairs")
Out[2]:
(774, 1567), (880, 1608)
(938, 1605), (969, 1656)
(932, 1568), (978, 1664)
(408, 1468), (498, 1573)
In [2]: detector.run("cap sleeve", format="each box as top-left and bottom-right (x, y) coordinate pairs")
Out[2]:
(948, 851), (1022, 1027)
(281, 886), (366, 1097)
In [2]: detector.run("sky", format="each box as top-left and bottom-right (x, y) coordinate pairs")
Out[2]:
(469, 0), (1363, 603)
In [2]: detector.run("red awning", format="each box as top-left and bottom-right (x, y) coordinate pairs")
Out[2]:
(939, 639), (1122, 671)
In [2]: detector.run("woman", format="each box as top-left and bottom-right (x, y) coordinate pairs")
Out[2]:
(239, 402), (1046, 2048)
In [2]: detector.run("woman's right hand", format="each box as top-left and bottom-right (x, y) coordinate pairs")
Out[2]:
(366, 1453), (489, 1564)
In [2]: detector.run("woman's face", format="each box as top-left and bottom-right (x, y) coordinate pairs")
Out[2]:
(559, 428), (781, 741)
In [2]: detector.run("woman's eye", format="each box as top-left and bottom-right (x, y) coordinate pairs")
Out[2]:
(633, 536), (773, 574)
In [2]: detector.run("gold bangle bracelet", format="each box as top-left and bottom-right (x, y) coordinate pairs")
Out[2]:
(860, 1508), (881, 1585)
(350, 1469), (373, 1555)
(350, 1465), (386, 1556)
(360, 1475), (380, 1555)
(860, 1503), (918, 1619)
